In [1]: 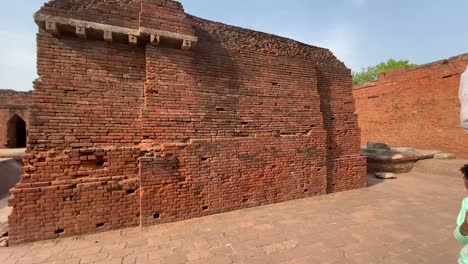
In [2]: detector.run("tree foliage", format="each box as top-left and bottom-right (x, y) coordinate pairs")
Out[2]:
(352, 59), (417, 86)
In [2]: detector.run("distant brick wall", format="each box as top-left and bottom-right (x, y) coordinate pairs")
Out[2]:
(8, 0), (366, 244)
(0, 90), (32, 148)
(353, 54), (468, 158)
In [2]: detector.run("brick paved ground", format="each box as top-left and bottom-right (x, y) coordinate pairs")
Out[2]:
(0, 159), (466, 264)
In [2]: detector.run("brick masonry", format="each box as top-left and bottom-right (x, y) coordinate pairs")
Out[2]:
(8, 0), (366, 244)
(353, 54), (468, 158)
(0, 90), (32, 148)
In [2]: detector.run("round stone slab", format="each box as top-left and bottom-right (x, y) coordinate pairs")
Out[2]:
(375, 172), (397, 179)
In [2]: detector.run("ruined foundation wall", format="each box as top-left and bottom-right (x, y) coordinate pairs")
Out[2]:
(353, 54), (468, 158)
(8, 0), (366, 244)
(0, 90), (32, 148)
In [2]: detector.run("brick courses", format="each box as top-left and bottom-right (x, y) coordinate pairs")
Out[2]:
(353, 54), (468, 158)
(8, 0), (366, 244)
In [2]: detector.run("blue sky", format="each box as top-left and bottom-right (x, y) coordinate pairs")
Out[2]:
(1, 0), (467, 91)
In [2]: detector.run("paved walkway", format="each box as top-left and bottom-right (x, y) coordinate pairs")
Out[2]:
(0, 160), (466, 264)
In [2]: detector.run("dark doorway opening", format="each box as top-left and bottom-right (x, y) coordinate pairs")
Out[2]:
(6, 115), (27, 148)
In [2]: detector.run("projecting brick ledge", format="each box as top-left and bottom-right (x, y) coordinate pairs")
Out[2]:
(34, 13), (198, 49)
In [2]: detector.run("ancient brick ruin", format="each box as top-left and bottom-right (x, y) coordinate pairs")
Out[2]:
(0, 90), (32, 149)
(8, 0), (366, 244)
(354, 54), (468, 158)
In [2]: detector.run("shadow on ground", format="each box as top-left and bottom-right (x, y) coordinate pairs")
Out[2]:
(367, 174), (386, 187)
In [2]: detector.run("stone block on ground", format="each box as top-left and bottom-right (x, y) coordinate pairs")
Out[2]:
(434, 152), (456, 160)
(375, 172), (397, 179)
(0, 237), (8, 247)
(367, 142), (391, 150)
(0, 222), (8, 247)
(363, 145), (437, 174)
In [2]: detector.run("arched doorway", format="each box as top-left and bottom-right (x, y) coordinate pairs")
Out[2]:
(6, 115), (27, 148)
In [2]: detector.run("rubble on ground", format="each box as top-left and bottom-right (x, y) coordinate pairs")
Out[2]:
(362, 142), (454, 174)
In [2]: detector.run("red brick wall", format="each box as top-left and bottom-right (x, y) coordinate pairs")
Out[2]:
(8, 32), (145, 243)
(140, 136), (328, 226)
(30, 32), (145, 150)
(0, 90), (32, 148)
(141, 0), (194, 35)
(8, 0), (366, 244)
(317, 66), (366, 193)
(353, 54), (468, 158)
(139, 43), (331, 226)
(142, 45), (325, 142)
(10, 147), (141, 242)
(40, 0), (195, 36)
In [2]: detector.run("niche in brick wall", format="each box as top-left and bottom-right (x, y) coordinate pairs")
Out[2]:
(6, 114), (27, 148)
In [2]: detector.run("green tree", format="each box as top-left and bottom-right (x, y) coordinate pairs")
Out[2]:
(352, 59), (417, 86)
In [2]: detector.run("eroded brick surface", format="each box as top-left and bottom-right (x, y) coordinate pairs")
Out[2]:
(8, 0), (366, 244)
